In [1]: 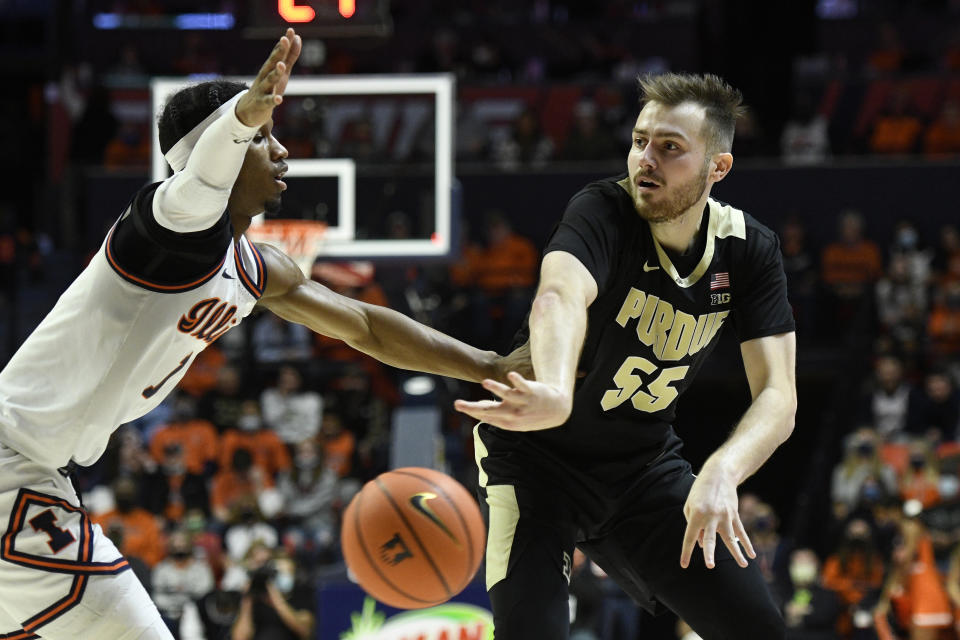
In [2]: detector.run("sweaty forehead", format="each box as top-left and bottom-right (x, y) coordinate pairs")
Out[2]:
(634, 101), (708, 145)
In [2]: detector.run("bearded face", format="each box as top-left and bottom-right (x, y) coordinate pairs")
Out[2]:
(626, 101), (718, 224)
(629, 158), (710, 223)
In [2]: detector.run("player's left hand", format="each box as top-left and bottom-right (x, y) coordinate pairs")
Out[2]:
(454, 372), (572, 431)
(679, 462), (755, 570)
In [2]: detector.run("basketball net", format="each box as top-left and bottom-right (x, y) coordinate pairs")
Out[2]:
(245, 219), (328, 276)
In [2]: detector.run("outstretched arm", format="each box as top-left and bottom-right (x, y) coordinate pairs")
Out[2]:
(679, 332), (797, 570)
(153, 28), (302, 232)
(454, 250), (597, 430)
(255, 243), (512, 383)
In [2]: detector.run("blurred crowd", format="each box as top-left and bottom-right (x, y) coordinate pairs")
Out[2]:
(38, 4), (960, 179)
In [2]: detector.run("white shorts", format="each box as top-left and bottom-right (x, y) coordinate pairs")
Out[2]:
(0, 442), (172, 639)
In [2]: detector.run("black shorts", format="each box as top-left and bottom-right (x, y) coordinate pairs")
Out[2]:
(473, 424), (785, 640)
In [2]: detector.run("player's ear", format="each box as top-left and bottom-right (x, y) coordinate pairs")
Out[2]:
(710, 152), (733, 183)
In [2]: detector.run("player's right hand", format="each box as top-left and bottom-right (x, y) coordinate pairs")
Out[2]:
(236, 28), (302, 128)
(454, 372), (572, 431)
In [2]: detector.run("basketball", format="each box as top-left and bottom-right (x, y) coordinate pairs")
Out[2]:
(340, 467), (486, 609)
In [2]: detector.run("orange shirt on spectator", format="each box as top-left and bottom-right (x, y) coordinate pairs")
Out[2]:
(210, 469), (272, 522)
(322, 430), (356, 478)
(924, 119), (960, 156)
(219, 429), (292, 480)
(900, 472), (941, 509)
(821, 241), (883, 288)
(150, 419), (219, 476)
(870, 115), (922, 154)
(449, 243), (484, 289)
(93, 508), (165, 567)
(928, 303), (960, 356)
(822, 553), (886, 606)
(475, 235), (538, 294)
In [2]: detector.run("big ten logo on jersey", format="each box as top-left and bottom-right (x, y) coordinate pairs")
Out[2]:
(711, 292), (731, 306)
(601, 287), (730, 414)
(177, 297), (239, 344)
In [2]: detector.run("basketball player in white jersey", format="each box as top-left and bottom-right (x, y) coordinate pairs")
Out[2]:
(0, 29), (524, 639)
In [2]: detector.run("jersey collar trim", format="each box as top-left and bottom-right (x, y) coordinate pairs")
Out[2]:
(649, 199), (718, 289)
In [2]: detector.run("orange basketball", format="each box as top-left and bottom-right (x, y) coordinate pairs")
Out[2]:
(340, 467), (486, 609)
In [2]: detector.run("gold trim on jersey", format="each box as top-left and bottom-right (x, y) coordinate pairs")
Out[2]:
(616, 178), (746, 289)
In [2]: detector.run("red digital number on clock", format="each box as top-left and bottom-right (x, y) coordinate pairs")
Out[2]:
(278, 0), (355, 23)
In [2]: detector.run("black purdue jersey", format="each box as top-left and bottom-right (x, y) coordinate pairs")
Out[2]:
(499, 174), (795, 468)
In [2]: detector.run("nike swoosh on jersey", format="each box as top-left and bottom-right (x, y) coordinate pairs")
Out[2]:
(222, 272), (235, 279)
(643, 262), (660, 272)
(409, 492), (460, 545)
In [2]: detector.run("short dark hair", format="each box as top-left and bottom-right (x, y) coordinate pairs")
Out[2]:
(637, 72), (745, 154)
(157, 80), (249, 155)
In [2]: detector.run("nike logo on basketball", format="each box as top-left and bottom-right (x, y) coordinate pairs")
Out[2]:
(222, 272), (234, 279)
(643, 262), (660, 272)
(409, 492), (460, 545)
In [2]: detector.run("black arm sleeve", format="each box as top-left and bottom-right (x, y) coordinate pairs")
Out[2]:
(732, 227), (796, 342)
(542, 189), (622, 296)
(109, 182), (233, 288)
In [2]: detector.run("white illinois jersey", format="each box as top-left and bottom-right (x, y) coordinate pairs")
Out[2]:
(0, 216), (266, 470)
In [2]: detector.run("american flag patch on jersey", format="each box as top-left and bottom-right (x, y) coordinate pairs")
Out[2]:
(710, 272), (730, 290)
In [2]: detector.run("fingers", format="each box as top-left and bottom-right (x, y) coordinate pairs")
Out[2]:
(254, 29), (300, 98)
(702, 521), (718, 569)
(507, 371), (532, 392)
(719, 527), (748, 568)
(733, 514), (756, 559)
(679, 520), (699, 569)
(482, 378), (522, 400)
(453, 398), (504, 423)
(682, 516), (754, 570)
(255, 33), (292, 85)
(453, 399), (502, 414)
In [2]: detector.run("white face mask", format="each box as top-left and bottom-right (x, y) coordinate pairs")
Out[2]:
(274, 570), (294, 594)
(238, 416), (261, 432)
(790, 563), (817, 586)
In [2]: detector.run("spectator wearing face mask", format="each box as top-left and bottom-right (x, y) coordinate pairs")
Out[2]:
(223, 499), (279, 563)
(231, 551), (314, 640)
(150, 394), (219, 478)
(859, 357), (915, 442)
(220, 400), (292, 482)
(152, 529), (215, 637)
(898, 440), (941, 509)
(831, 428), (898, 520)
(908, 371), (960, 441)
(821, 518), (885, 612)
(747, 502), (790, 587)
(260, 366), (323, 445)
(777, 549), (842, 640)
(875, 513), (953, 640)
(93, 476), (166, 567)
(277, 438), (360, 561)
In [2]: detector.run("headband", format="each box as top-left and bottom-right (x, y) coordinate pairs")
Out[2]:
(163, 89), (248, 172)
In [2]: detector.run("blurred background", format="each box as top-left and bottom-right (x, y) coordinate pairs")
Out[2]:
(3, 0), (960, 638)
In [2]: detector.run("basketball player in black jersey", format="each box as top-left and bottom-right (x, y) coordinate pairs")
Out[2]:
(456, 74), (796, 639)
